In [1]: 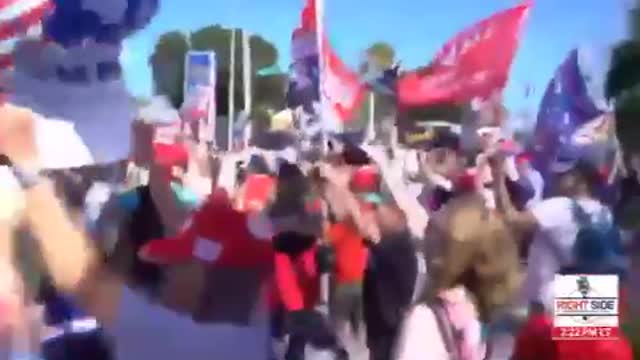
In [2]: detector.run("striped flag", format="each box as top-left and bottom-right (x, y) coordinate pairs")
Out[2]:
(0, 0), (52, 71)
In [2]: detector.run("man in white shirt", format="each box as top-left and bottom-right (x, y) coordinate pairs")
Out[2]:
(493, 147), (610, 312)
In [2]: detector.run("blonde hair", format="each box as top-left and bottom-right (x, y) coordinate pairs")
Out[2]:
(425, 194), (522, 322)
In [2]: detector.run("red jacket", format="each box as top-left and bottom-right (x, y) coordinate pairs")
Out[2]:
(327, 222), (367, 284)
(271, 246), (320, 312)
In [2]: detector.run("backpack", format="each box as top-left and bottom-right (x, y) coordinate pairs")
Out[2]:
(558, 200), (627, 277)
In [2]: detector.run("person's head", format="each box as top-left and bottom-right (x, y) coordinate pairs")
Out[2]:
(341, 143), (371, 166)
(550, 149), (601, 198)
(269, 162), (323, 236)
(151, 142), (189, 182)
(476, 126), (501, 152)
(428, 131), (463, 178)
(422, 195), (521, 322)
(272, 162), (309, 211)
(246, 154), (270, 175)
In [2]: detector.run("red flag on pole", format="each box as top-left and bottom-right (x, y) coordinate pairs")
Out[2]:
(397, 2), (531, 106)
(319, 37), (366, 126)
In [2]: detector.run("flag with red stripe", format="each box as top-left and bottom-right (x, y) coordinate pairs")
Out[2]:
(397, 2), (531, 106)
(0, 0), (52, 71)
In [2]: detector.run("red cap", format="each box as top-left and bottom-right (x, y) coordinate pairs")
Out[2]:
(516, 152), (532, 164)
(138, 189), (273, 268)
(153, 142), (189, 169)
(350, 165), (380, 193)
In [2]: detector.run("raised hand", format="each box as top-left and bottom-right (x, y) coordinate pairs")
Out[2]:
(0, 104), (39, 168)
(131, 120), (155, 167)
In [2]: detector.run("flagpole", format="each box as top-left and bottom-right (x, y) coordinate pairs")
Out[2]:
(367, 92), (376, 142)
(242, 30), (252, 150)
(314, 0), (331, 314)
(242, 29), (252, 114)
(228, 28), (236, 151)
(315, 0), (328, 155)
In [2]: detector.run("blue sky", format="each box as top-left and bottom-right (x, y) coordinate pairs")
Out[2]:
(121, 0), (628, 116)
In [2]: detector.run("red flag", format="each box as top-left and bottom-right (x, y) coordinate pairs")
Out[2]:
(397, 2), (531, 106)
(320, 37), (366, 125)
(300, 0), (316, 30)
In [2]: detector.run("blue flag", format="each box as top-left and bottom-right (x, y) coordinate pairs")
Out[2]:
(531, 49), (603, 183)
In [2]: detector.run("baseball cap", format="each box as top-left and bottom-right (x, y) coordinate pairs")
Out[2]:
(350, 165), (385, 205)
(516, 152), (533, 165)
(138, 190), (273, 267)
(153, 142), (189, 169)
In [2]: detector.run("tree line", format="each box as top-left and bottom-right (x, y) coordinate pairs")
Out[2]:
(149, 24), (467, 134)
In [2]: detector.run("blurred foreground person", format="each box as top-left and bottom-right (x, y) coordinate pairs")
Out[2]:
(0, 104), (272, 360)
(394, 195), (522, 360)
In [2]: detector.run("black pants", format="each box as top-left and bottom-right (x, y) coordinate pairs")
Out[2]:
(367, 333), (396, 360)
(42, 330), (113, 360)
(271, 308), (308, 360)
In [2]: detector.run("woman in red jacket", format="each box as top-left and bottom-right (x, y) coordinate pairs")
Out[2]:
(268, 162), (336, 360)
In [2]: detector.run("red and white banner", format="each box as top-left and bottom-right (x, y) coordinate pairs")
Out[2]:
(319, 36), (365, 130)
(397, 2), (531, 106)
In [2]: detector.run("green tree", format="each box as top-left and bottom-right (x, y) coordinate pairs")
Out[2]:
(149, 31), (189, 108)
(356, 42), (398, 138)
(365, 42), (395, 70)
(606, 3), (640, 154)
(149, 25), (287, 114)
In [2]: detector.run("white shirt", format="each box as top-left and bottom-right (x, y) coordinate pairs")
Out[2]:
(523, 197), (611, 310)
(394, 305), (452, 360)
(107, 287), (269, 360)
(525, 168), (544, 208)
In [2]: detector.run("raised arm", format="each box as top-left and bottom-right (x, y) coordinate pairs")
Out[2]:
(0, 104), (123, 325)
(367, 146), (428, 239)
(491, 155), (538, 234)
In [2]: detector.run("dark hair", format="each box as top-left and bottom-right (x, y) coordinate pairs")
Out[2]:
(342, 144), (370, 165)
(247, 154), (270, 175)
(0, 154), (11, 166)
(566, 160), (602, 194)
(270, 162), (310, 217)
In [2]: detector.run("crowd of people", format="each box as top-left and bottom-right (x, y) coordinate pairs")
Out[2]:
(0, 101), (638, 360)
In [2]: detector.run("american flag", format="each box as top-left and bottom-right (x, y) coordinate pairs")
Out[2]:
(0, 0), (52, 71)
